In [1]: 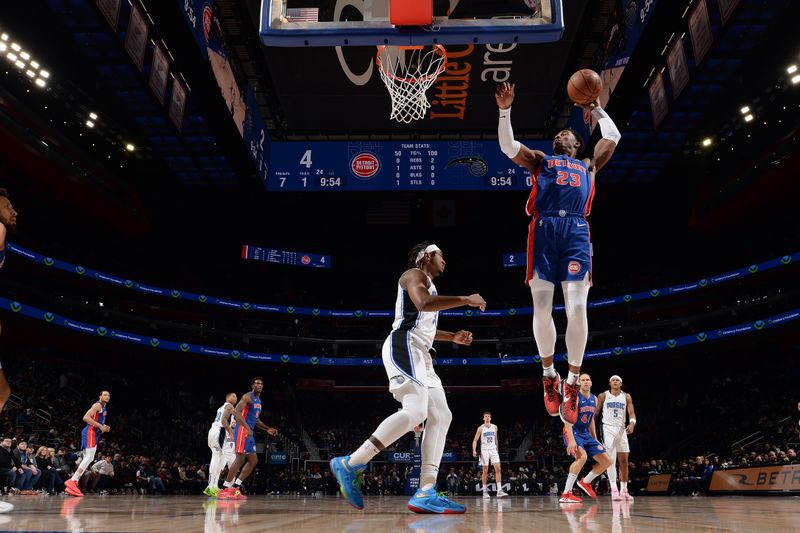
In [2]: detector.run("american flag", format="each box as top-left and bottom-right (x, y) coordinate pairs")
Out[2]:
(286, 8), (319, 22)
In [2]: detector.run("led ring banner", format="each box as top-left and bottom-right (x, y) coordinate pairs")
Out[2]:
(1, 296), (796, 367)
(7, 243), (797, 319)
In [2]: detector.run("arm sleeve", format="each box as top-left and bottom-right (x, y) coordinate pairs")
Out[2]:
(498, 108), (521, 158)
(591, 106), (621, 145)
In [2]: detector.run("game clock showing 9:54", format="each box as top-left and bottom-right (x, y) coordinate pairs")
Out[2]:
(266, 140), (552, 191)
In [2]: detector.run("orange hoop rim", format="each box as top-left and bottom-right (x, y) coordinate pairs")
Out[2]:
(375, 44), (447, 84)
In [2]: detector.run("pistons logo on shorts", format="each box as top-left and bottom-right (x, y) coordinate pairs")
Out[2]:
(568, 261), (582, 275)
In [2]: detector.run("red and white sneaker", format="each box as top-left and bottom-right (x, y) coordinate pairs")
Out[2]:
(216, 487), (236, 500)
(559, 492), (582, 504)
(610, 487), (623, 501)
(542, 374), (562, 417)
(64, 479), (84, 497)
(577, 479), (597, 499)
(560, 380), (579, 425)
(621, 489), (634, 502)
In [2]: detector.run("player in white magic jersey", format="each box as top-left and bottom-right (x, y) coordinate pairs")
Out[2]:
(472, 411), (508, 499)
(204, 392), (238, 497)
(330, 241), (486, 514)
(597, 375), (637, 501)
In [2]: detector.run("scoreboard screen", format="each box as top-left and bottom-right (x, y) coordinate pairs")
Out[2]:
(266, 140), (552, 191)
(242, 245), (331, 269)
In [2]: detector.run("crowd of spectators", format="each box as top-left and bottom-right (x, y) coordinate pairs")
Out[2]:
(1, 351), (798, 500)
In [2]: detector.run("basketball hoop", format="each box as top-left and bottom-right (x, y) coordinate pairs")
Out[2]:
(376, 45), (446, 124)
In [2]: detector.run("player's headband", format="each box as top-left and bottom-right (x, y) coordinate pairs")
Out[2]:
(609, 375), (622, 383)
(416, 244), (441, 265)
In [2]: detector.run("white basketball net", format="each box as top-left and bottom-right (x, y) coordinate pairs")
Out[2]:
(376, 45), (447, 124)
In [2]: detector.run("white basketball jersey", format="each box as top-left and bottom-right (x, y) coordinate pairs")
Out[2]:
(602, 391), (627, 428)
(391, 270), (438, 350)
(480, 424), (498, 451)
(211, 403), (233, 430)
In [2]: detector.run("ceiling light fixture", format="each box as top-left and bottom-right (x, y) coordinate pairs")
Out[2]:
(739, 106), (750, 114)
(744, 114), (754, 122)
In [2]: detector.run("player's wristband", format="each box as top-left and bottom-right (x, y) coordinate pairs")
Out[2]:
(629, 418), (636, 425)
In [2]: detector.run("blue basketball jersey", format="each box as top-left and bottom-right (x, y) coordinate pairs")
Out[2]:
(241, 392), (262, 430)
(526, 154), (593, 217)
(573, 392), (597, 435)
(85, 403), (107, 431)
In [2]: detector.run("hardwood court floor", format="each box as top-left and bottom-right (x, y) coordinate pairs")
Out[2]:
(2, 494), (799, 532)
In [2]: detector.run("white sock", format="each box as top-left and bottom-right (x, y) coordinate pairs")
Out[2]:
(223, 480), (232, 488)
(564, 473), (578, 493)
(419, 388), (451, 489)
(233, 478), (243, 486)
(621, 481), (628, 491)
(566, 371), (580, 386)
(421, 483), (435, 491)
(208, 449), (223, 489)
(350, 439), (381, 467)
(584, 471), (598, 483)
(542, 364), (557, 378)
(482, 485), (488, 493)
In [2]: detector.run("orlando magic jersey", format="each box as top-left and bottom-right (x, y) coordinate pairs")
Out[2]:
(602, 391), (627, 428)
(211, 403), (233, 430)
(391, 270), (438, 350)
(480, 424), (498, 451)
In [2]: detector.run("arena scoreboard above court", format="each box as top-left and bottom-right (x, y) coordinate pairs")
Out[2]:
(266, 140), (552, 191)
(242, 245), (331, 269)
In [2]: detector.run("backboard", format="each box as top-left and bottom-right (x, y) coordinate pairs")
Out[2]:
(260, 0), (564, 46)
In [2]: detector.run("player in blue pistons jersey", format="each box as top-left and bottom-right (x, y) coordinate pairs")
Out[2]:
(560, 373), (612, 503)
(495, 82), (622, 426)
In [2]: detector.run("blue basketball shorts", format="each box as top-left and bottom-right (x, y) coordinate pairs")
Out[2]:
(526, 214), (591, 284)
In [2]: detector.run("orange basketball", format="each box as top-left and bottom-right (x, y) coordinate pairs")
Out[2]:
(567, 69), (603, 106)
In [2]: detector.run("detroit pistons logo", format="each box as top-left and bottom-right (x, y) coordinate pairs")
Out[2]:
(568, 261), (581, 275)
(202, 5), (213, 42)
(301, 255), (311, 265)
(350, 152), (380, 179)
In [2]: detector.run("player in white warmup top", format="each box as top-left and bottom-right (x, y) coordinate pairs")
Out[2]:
(204, 392), (240, 497)
(597, 375), (637, 501)
(472, 411), (508, 499)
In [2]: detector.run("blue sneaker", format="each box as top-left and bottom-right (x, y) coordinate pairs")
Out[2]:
(407, 488), (466, 514)
(330, 455), (366, 510)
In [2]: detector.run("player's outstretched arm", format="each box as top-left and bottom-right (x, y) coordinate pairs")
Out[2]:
(578, 101), (621, 174)
(255, 419), (278, 435)
(401, 269), (486, 313)
(495, 83), (545, 173)
(626, 393), (637, 434)
(434, 330), (473, 345)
